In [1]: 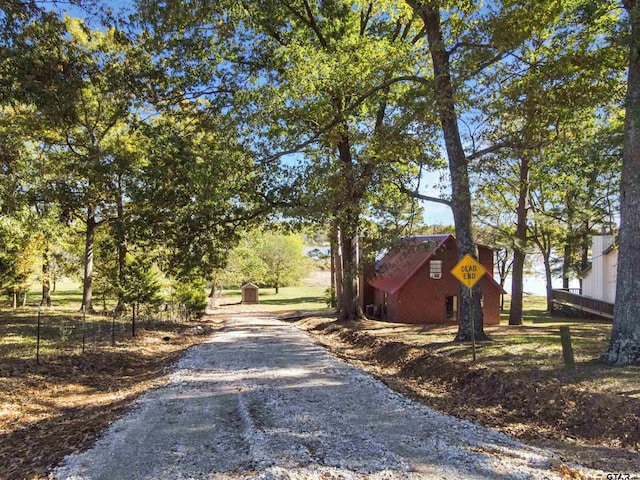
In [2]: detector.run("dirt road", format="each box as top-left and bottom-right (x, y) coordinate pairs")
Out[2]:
(53, 316), (589, 479)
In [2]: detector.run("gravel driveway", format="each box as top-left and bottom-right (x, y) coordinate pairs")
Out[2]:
(53, 316), (591, 479)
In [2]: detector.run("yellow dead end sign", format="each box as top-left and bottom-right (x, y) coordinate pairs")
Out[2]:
(451, 254), (486, 289)
(451, 253), (486, 363)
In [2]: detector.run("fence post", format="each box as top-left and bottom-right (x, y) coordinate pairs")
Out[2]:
(81, 304), (86, 354)
(36, 306), (42, 365)
(560, 326), (575, 369)
(112, 309), (116, 347)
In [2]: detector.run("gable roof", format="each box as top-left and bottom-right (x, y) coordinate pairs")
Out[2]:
(369, 234), (452, 295)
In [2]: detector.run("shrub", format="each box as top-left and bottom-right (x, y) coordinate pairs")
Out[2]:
(175, 279), (207, 319)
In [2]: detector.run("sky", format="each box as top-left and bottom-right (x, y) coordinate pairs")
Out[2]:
(416, 169), (454, 226)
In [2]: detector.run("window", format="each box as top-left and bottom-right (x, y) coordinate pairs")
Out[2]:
(430, 260), (442, 279)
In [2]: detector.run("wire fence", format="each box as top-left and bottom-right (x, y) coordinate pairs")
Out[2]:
(29, 303), (194, 363)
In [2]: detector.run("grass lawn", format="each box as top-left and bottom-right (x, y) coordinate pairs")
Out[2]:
(342, 295), (639, 395)
(218, 284), (331, 312)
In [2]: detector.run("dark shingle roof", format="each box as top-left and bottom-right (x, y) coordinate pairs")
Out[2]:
(369, 235), (451, 295)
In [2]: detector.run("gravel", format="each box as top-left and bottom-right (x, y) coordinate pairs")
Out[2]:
(52, 316), (601, 479)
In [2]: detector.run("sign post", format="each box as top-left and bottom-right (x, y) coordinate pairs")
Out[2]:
(451, 254), (487, 362)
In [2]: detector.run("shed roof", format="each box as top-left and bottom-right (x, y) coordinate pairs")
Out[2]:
(369, 235), (452, 295)
(241, 282), (259, 290)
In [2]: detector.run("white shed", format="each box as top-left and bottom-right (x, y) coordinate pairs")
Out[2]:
(582, 235), (617, 304)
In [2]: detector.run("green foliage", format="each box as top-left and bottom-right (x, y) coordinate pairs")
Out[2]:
(324, 286), (336, 308)
(130, 105), (264, 278)
(0, 1), (631, 342)
(225, 230), (311, 291)
(471, 0), (624, 292)
(0, 5), (83, 123)
(0, 216), (40, 301)
(259, 232), (311, 291)
(175, 279), (207, 319)
(121, 254), (162, 308)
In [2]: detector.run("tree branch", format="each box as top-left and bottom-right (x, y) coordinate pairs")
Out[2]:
(258, 74), (432, 165)
(360, 2), (373, 37)
(280, 0), (328, 49)
(410, 24), (427, 44)
(466, 142), (512, 162)
(398, 185), (452, 207)
(448, 41), (496, 56)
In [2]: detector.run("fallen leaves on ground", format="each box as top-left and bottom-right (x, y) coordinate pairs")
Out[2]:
(0, 318), (222, 480)
(297, 317), (640, 475)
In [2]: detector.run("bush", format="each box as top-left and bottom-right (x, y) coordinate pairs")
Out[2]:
(121, 256), (163, 308)
(175, 279), (207, 319)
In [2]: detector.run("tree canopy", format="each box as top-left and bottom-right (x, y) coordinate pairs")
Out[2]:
(1, 0), (638, 363)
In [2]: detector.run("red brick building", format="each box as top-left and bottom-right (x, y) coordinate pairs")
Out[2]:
(362, 234), (503, 325)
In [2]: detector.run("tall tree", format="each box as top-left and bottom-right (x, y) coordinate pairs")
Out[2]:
(403, 0), (493, 340)
(606, 0), (640, 365)
(470, 0), (623, 322)
(43, 19), (153, 311)
(130, 103), (266, 282)
(137, 0), (437, 320)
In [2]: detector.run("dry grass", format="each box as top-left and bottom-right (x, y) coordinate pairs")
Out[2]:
(0, 276), (330, 480)
(0, 302), (225, 480)
(337, 317), (640, 399)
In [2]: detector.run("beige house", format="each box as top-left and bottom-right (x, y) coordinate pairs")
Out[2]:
(582, 235), (617, 304)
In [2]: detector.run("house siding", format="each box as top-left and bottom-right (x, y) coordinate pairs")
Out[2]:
(478, 246), (495, 278)
(378, 237), (501, 325)
(583, 235), (617, 303)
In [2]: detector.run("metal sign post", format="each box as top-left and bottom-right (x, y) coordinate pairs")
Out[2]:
(470, 289), (476, 362)
(451, 254), (487, 362)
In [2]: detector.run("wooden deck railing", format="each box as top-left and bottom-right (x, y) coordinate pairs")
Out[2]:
(552, 289), (614, 319)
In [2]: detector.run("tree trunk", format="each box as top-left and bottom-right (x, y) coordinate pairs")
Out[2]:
(12, 292), (17, 309)
(334, 122), (362, 321)
(542, 250), (554, 313)
(579, 232), (590, 294)
(116, 174), (127, 310)
(606, 0), (640, 365)
(275, 281), (279, 294)
(509, 155), (530, 326)
(42, 244), (52, 307)
(338, 222), (360, 321)
(496, 249), (511, 311)
(81, 205), (96, 312)
(510, 250), (525, 324)
(562, 197), (575, 290)
(334, 227), (343, 312)
(562, 243), (571, 290)
(329, 229), (337, 308)
(408, 1), (486, 341)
